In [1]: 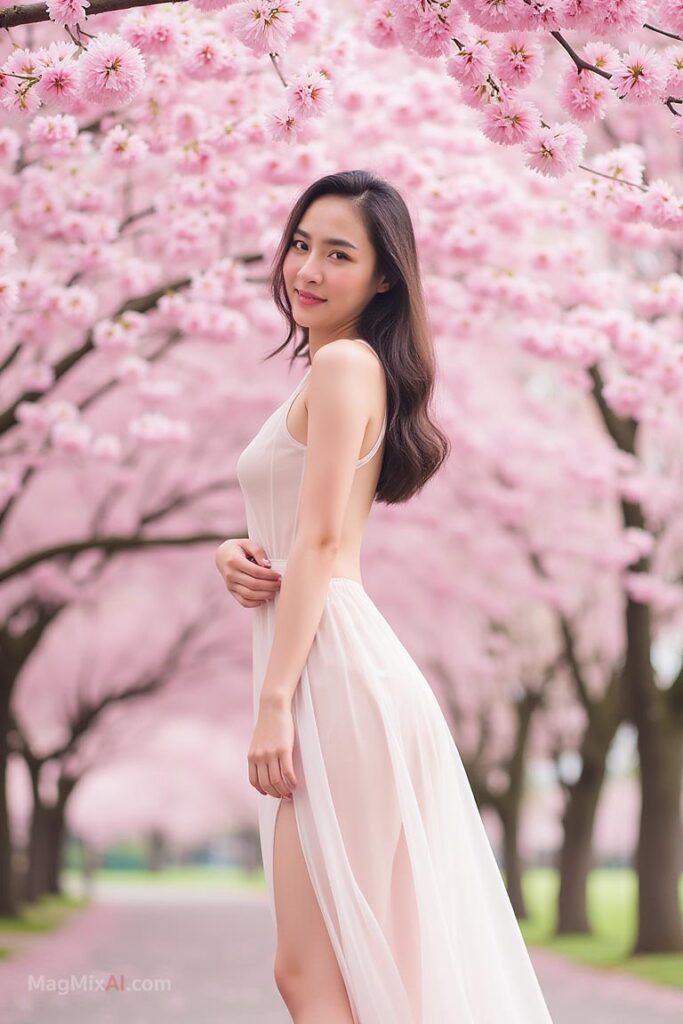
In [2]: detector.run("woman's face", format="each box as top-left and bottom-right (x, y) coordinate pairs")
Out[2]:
(283, 195), (390, 343)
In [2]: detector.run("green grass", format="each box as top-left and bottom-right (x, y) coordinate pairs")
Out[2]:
(0, 892), (89, 959)
(518, 867), (683, 990)
(62, 865), (266, 890)
(0, 892), (89, 933)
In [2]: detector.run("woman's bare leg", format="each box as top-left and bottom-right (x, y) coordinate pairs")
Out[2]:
(272, 797), (356, 1024)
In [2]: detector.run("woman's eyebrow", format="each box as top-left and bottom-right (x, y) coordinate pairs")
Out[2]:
(293, 228), (358, 250)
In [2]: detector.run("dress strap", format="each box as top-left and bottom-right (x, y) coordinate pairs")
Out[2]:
(291, 342), (386, 466)
(356, 410), (387, 467)
(350, 339), (386, 467)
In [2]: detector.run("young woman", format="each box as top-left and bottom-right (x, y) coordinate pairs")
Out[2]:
(217, 170), (554, 1024)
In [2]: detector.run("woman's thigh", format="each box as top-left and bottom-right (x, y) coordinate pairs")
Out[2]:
(272, 796), (353, 1008)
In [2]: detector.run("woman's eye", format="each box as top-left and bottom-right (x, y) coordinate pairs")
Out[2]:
(291, 240), (348, 260)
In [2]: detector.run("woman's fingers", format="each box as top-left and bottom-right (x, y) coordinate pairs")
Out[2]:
(249, 756), (293, 799)
(230, 571), (282, 607)
(268, 759), (293, 800)
(248, 760), (267, 796)
(281, 755), (297, 791)
(256, 761), (280, 798)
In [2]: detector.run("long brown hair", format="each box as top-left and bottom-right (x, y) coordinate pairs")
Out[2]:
(265, 169), (450, 504)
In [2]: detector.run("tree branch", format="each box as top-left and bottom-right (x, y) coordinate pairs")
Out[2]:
(557, 613), (594, 713)
(588, 364), (637, 453)
(0, 277), (191, 437)
(0, 0), (188, 29)
(0, 529), (231, 584)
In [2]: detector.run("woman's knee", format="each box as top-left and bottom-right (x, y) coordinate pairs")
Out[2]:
(273, 947), (307, 1005)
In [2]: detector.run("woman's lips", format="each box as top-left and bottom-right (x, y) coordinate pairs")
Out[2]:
(296, 290), (326, 306)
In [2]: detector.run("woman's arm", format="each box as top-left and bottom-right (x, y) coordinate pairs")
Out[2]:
(258, 340), (381, 709)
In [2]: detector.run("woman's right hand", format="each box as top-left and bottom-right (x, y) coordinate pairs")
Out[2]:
(215, 538), (282, 608)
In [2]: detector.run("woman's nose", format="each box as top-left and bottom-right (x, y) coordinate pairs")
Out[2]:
(299, 253), (322, 278)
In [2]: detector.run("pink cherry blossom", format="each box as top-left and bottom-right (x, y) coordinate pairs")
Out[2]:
(137, 377), (183, 403)
(410, 1), (463, 59)
(632, 274), (683, 318)
(493, 33), (544, 88)
(523, 121), (586, 177)
(28, 113), (78, 147)
(0, 230), (17, 268)
(588, 0), (648, 34)
(611, 43), (668, 106)
(77, 34), (146, 108)
(93, 313), (146, 352)
(91, 434), (123, 461)
(624, 571), (682, 612)
(51, 418), (92, 453)
(0, 128), (21, 165)
(446, 34), (495, 87)
(481, 95), (540, 146)
(119, 11), (179, 55)
(0, 276), (19, 312)
(182, 37), (233, 80)
(128, 412), (190, 444)
(19, 362), (56, 392)
(365, 2), (400, 48)
(559, 66), (610, 121)
(233, 0), (299, 58)
(45, 0), (90, 29)
(116, 356), (151, 384)
(32, 40), (81, 108)
(34, 65), (81, 109)
(264, 104), (309, 143)
(285, 70), (333, 119)
(100, 124), (149, 166)
(658, 0), (683, 33)
(0, 49), (42, 115)
(457, 0), (527, 33)
(16, 401), (50, 432)
(602, 376), (649, 417)
(641, 179), (683, 229)
(191, 0), (233, 10)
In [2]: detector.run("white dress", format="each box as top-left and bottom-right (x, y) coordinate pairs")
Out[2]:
(236, 343), (554, 1023)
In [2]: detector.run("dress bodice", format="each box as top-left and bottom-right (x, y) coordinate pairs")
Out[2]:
(236, 346), (386, 562)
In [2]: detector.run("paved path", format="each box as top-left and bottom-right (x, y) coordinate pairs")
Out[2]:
(1, 882), (682, 1023)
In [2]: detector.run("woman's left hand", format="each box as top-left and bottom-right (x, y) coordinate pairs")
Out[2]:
(247, 697), (298, 800)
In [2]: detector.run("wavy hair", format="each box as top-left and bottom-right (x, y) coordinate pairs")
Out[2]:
(264, 169), (450, 504)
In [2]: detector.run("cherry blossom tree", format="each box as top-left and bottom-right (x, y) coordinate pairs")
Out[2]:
(1, 0), (682, 957)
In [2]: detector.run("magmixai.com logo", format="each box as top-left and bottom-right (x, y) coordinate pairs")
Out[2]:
(28, 974), (172, 996)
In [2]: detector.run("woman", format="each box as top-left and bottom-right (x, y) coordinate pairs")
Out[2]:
(216, 170), (554, 1024)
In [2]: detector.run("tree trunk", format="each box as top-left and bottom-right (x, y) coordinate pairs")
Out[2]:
(557, 700), (619, 935)
(148, 828), (166, 872)
(635, 708), (683, 952)
(556, 754), (606, 933)
(23, 771), (76, 902)
(22, 800), (52, 904)
(500, 804), (526, 919)
(0, 684), (16, 917)
(46, 777), (75, 895)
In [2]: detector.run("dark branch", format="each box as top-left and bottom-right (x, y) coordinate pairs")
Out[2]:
(0, 277), (191, 437)
(0, 0), (188, 29)
(588, 365), (637, 453)
(0, 529), (229, 584)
